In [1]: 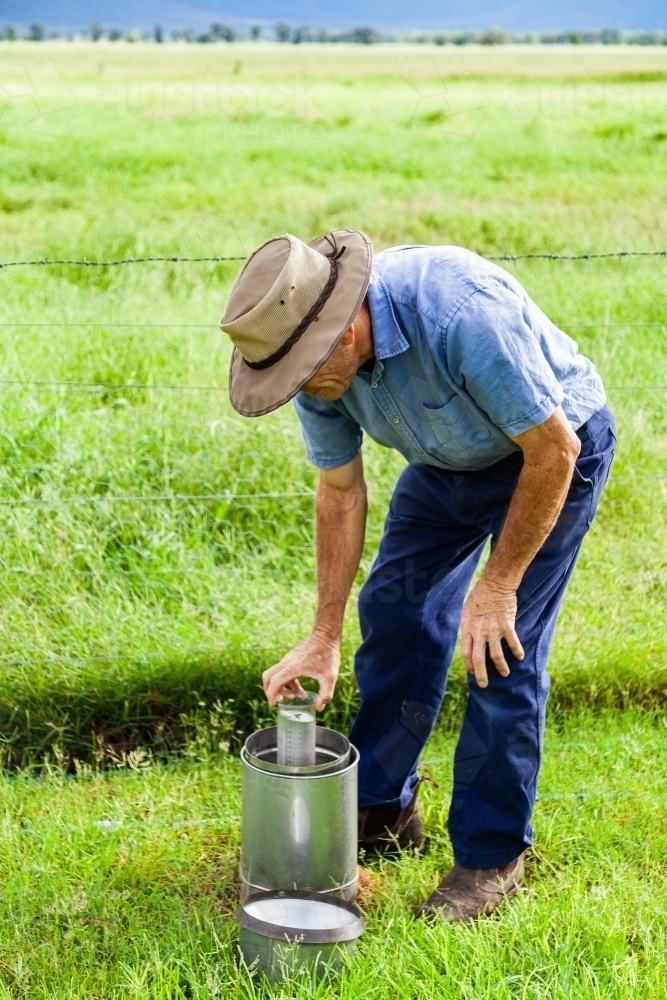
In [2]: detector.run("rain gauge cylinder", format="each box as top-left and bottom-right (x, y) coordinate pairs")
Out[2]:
(240, 693), (359, 902)
(276, 693), (317, 768)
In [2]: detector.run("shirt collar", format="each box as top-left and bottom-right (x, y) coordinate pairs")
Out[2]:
(365, 269), (410, 360)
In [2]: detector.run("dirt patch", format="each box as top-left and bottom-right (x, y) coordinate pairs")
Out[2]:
(356, 865), (378, 909)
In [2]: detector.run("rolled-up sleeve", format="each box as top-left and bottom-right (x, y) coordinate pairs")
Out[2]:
(293, 393), (363, 469)
(445, 284), (564, 437)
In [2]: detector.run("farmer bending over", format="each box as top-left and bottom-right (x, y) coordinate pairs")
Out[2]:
(220, 230), (615, 921)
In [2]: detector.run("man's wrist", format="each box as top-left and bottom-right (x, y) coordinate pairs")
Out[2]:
(480, 564), (522, 593)
(312, 621), (343, 647)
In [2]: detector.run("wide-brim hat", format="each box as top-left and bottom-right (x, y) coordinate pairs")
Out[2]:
(221, 229), (372, 416)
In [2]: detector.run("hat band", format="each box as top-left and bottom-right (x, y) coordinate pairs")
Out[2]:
(244, 244), (346, 372)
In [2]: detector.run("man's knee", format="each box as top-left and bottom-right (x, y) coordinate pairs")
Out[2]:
(360, 559), (432, 609)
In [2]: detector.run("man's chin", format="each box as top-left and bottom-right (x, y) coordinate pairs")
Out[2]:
(321, 387), (349, 401)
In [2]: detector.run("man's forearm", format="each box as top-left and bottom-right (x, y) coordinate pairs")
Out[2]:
(313, 476), (367, 643)
(485, 444), (578, 590)
(460, 408), (581, 686)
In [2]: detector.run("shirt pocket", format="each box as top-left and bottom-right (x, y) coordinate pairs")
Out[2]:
(421, 396), (492, 458)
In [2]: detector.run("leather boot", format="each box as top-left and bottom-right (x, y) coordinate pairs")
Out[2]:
(419, 854), (525, 921)
(358, 784), (424, 856)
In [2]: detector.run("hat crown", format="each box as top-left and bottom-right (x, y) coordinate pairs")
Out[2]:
(221, 234), (333, 365)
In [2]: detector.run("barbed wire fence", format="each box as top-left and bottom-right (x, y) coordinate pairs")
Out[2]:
(1, 249), (666, 268)
(0, 248), (665, 672)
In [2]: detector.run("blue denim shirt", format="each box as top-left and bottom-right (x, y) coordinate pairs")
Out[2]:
(294, 246), (606, 472)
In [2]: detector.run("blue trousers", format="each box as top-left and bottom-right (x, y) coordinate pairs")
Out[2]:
(350, 406), (616, 868)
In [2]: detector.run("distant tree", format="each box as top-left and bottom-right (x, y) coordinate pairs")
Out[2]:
(210, 23), (234, 42)
(351, 26), (377, 44)
(628, 31), (661, 45)
(88, 23), (104, 41)
(3, 24), (19, 40)
(108, 28), (122, 41)
(293, 26), (314, 44)
(154, 24), (164, 43)
(28, 22), (45, 41)
(433, 33), (449, 46)
(479, 26), (507, 45)
(250, 24), (262, 40)
(275, 22), (292, 43)
(600, 28), (621, 44)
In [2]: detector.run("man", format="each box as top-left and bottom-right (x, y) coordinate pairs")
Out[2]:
(220, 229), (615, 921)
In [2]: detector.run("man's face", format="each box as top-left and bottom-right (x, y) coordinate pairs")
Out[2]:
(301, 332), (358, 401)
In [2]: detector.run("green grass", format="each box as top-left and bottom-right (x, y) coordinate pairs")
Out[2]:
(1, 39), (667, 998)
(0, 43), (667, 761)
(1, 710), (666, 998)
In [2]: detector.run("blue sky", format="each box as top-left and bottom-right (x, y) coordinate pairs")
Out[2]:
(4, 1), (665, 32)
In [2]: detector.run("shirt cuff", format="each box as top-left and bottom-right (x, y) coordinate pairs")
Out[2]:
(497, 384), (564, 437)
(304, 446), (362, 470)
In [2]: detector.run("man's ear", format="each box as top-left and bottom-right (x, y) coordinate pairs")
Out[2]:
(340, 324), (355, 346)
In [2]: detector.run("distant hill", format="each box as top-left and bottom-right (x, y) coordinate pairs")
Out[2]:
(3, 1), (665, 33)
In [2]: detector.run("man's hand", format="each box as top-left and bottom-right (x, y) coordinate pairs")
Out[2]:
(460, 577), (524, 688)
(262, 632), (341, 710)
(459, 407), (580, 688)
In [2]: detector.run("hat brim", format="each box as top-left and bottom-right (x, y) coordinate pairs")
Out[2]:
(228, 229), (372, 417)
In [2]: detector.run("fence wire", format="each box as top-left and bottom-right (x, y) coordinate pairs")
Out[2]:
(0, 475), (661, 507)
(0, 322), (664, 331)
(0, 247), (665, 671)
(0, 378), (664, 393)
(1, 249), (666, 269)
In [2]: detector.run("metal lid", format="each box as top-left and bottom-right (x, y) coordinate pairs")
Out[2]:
(236, 890), (365, 944)
(243, 725), (351, 775)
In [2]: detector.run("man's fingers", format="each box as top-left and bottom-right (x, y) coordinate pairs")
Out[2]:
(262, 667), (276, 701)
(264, 665), (299, 706)
(314, 674), (336, 711)
(461, 630), (474, 673)
(289, 679), (309, 698)
(470, 635), (489, 688)
(505, 626), (525, 661)
(262, 663), (285, 705)
(263, 658), (333, 707)
(488, 637), (510, 678)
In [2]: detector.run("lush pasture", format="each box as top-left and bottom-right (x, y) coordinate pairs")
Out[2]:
(0, 40), (666, 996)
(0, 43), (666, 761)
(1, 711), (666, 998)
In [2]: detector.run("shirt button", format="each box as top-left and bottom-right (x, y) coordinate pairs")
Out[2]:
(393, 417), (400, 423)
(417, 448), (424, 454)
(371, 383), (378, 389)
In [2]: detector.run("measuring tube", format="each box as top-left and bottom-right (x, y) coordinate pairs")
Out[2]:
(276, 692), (317, 767)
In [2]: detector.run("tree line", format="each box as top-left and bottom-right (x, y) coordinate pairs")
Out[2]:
(2, 23), (666, 46)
